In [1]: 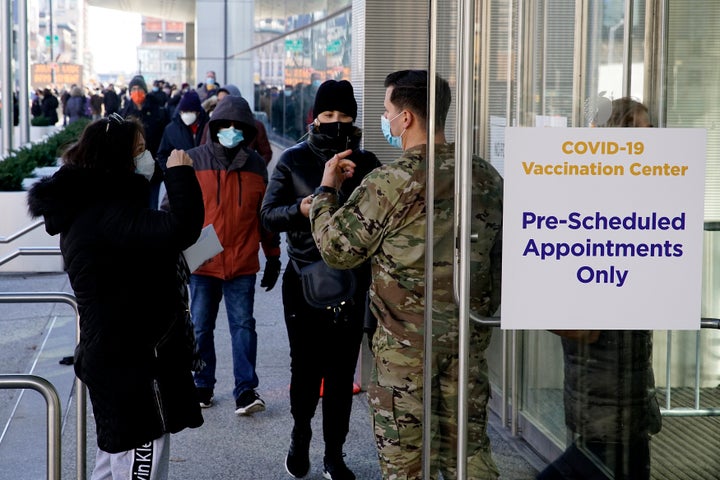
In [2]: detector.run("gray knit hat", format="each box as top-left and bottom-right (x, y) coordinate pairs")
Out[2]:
(128, 75), (148, 93)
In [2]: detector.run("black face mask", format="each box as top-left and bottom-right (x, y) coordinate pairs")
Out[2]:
(317, 121), (355, 138)
(308, 122), (361, 160)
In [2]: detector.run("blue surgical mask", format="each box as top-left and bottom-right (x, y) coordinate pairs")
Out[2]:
(381, 111), (405, 149)
(312, 79), (322, 88)
(217, 126), (244, 148)
(206, 77), (215, 86)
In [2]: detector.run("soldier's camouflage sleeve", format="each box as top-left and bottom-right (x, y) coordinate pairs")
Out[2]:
(309, 149), (428, 346)
(309, 157), (424, 273)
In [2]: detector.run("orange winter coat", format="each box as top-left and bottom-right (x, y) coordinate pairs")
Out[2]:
(186, 95), (280, 279)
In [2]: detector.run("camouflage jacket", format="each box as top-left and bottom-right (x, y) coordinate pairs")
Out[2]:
(310, 143), (503, 348)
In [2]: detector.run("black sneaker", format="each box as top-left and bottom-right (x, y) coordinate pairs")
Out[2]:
(284, 430), (311, 478)
(322, 453), (355, 480)
(234, 389), (265, 415)
(196, 387), (214, 408)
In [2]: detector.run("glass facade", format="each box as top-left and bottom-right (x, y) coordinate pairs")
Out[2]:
(236, 0), (720, 477)
(463, 1), (720, 478)
(250, 1), (352, 147)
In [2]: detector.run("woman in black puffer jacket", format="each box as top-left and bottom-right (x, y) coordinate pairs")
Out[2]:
(27, 115), (204, 479)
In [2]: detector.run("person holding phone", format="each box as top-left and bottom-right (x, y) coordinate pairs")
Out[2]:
(261, 79), (381, 480)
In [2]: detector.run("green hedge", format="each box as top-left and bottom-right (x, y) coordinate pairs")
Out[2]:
(0, 118), (90, 191)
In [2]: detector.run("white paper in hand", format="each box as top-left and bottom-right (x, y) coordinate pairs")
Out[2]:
(182, 224), (223, 272)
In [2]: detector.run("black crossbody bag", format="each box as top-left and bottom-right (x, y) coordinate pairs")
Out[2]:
(292, 259), (357, 312)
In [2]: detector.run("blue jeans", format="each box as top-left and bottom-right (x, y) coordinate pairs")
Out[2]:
(190, 274), (259, 400)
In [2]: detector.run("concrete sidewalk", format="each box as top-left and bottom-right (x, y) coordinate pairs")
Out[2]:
(0, 269), (540, 480)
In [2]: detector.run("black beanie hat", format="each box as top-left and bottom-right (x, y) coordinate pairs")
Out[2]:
(177, 90), (201, 112)
(313, 80), (357, 121)
(128, 75), (148, 93)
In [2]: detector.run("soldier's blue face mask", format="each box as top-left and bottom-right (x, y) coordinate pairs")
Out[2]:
(381, 111), (405, 149)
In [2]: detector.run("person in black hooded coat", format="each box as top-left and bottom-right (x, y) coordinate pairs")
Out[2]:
(27, 115), (204, 479)
(156, 90), (208, 172)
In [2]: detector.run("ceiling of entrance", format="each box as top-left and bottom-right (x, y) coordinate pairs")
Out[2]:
(86, 0), (196, 22)
(86, 0), (332, 23)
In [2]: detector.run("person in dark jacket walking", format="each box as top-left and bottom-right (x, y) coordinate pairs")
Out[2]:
(40, 88), (59, 125)
(156, 90), (208, 172)
(65, 86), (90, 124)
(260, 80), (381, 480)
(185, 94), (282, 416)
(102, 84), (121, 116)
(121, 75), (171, 208)
(26, 114), (205, 480)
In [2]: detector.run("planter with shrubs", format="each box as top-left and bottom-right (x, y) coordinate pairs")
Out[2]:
(0, 118), (90, 191)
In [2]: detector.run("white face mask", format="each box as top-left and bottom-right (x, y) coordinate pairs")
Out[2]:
(180, 112), (197, 126)
(134, 150), (155, 180)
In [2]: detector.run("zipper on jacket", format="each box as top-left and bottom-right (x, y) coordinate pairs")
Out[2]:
(215, 170), (222, 206)
(236, 172), (242, 207)
(152, 379), (167, 431)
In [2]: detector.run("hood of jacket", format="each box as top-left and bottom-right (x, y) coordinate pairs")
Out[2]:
(27, 166), (149, 235)
(208, 95), (257, 144)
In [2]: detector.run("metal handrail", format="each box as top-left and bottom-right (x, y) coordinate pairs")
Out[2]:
(659, 319), (720, 418)
(469, 312), (501, 327)
(0, 375), (61, 480)
(0, 246), (62, 267)
(0, 292), (86, 480)
(470, 315), (720, 330)
(0, 220), (46, 243)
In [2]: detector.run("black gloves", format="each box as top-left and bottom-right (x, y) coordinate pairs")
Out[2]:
(260, 256), (281, 291)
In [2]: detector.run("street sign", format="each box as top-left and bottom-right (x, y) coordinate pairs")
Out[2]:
(44, 35), (59, 46)
(285, 39), (303, 52)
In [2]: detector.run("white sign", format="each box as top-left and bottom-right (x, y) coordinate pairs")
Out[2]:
(501, 127), (706, 330)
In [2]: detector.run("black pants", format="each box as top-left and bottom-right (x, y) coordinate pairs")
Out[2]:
(281, 266), (365, 455)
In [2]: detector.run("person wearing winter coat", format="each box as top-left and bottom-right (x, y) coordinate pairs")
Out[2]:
(102, 84), (121, 116)
(121, 75), (171, 208)
(199, 84), (273, 165)
(260, 79), (381, 480)
(184, 94), (282, 417)
(40, 88), (59, 125)
(65, 86), (90, 124)
(26, 114), (205, 480)
(156, 90), (208, 172)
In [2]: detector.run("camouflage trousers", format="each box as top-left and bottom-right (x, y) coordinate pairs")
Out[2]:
(367, 325), (499, 480)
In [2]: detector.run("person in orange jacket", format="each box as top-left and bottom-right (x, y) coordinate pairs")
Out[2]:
(184, 94), (281, 415)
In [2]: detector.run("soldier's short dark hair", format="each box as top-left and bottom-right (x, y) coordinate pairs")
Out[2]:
(384, 69), (451, 131)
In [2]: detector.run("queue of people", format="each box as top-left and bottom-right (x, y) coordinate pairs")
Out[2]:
(22, 64), (658, 480)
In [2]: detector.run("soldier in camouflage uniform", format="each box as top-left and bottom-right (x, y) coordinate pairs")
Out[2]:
(305, 70), (503, 480)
